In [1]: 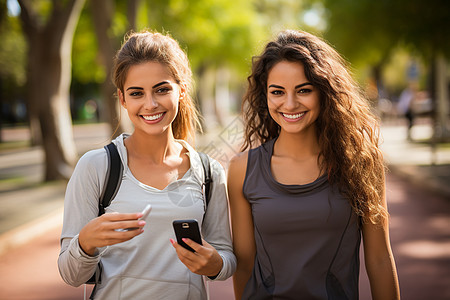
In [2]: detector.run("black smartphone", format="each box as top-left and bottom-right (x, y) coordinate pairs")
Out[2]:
(172, 219), (203, 252)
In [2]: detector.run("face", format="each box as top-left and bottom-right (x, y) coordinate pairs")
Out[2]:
(267, 60), (320, 136)
(119, 61), (184, 137)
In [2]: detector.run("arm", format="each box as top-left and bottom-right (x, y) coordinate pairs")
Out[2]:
(227, 152), (256, 300)
(58, 149), (144, 286)
(362, 176), (400, 300)
(171, 156), (236, 280)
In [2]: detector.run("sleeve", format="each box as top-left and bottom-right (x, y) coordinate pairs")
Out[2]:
(57, 149), (109, 287)
(201, 158), (237, 281)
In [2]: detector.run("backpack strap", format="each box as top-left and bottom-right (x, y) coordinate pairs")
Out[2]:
(89, 147), (211, 298)
(87, 142), (123, 299)
(98, 142), (123, 216)
(198, 152), (212, 207)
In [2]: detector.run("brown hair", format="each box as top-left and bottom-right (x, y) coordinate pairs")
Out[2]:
(113, 30), (200, 141)
(242, 30), (387, 224)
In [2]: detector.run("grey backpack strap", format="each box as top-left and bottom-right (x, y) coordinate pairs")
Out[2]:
(198, 152), (212, 207)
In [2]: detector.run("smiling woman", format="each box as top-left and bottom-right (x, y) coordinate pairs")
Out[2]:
(58, 30), (236, 300)
(228, 30), (400, 299)
(118, 62), (182, 136)
(266, 60), (320, 137)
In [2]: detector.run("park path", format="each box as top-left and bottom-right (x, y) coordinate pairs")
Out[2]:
(0, 121), (449, 299)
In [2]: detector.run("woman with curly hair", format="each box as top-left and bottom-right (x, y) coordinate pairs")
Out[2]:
(228, 30), (400, 299)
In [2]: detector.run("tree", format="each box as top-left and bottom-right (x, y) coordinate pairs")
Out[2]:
(143, 0), (265, 129)
(0, 0), (27, 141)
(88, 0), (139, 136)
(321, 0), (450, 136)
(18, 0), (85, 180)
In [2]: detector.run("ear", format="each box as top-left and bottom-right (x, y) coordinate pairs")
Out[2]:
(179, 84), (186, 101)
(118, 89), (126, 108)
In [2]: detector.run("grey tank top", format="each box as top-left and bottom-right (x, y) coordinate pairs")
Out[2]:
(242, 139), (361, 300)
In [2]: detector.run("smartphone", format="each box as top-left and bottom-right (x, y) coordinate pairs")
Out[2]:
(172, 219), (202, 252)
(139, 204), (152, 221)
(116, 204), (152, 232)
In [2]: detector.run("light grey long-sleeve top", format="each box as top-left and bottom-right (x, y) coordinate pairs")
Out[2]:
(58, 134), (236, 300)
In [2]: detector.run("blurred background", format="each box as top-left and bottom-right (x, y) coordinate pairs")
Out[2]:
(0, 0), (449, 299)
(1, 0), (450, 177)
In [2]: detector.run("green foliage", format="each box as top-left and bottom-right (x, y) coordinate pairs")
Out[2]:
(70, 0), (330, 89)
(0, 0), (26, 112)
(322, 0), (450, 64)
(72, 5), (103, 84)
(0, 13), (26, 86)
(319, 0), (450, 96)
(142, 0), (266, 75)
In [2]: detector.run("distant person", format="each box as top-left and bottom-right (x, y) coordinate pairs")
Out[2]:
(58, 30), (235, 299)
(228, 30), (400, 299)
(397, 84), (417, 140)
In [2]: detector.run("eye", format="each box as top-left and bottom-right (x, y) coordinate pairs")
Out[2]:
(298, 88), (312, 94)
(270, 90), (284, 96)
(155, 86), (172, 94)
(128, 91), (143, 97)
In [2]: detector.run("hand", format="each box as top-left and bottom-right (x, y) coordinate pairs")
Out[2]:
(79, 212), (145, 256)
(170, 238), (223, 277)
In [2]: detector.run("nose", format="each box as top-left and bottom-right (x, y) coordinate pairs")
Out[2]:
(143, 94), (158, 109)
(284, 92), (297, 110)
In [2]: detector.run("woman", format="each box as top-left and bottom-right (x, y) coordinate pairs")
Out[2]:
(58, 30), (235, 299)
(228, 30), (400, 299)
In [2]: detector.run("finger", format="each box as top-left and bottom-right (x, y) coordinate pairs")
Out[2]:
(199, 239), (213, 249)
(170, 239), (198, 260)
(103, 212), (143, 221)
(108, 228), (145, 243)
(182, 238), (204, 253)
(112, 220), (146, 231)
(170, 239), (190, 254)
(170, 239), (202, 270)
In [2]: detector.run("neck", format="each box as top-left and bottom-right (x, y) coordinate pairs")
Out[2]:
(125, 129), (181, 164)
(274, 127), (320, 159)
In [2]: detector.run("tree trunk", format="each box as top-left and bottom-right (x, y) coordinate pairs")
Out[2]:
(19, 0), (85, 181)
(90, 0), (135, 138)
(126, 0), (141, 31)
(434, 53), (450, 139)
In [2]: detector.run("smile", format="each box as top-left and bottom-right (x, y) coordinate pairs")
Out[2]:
(142, 113), (164, 121)
(281, 112), (306, 120)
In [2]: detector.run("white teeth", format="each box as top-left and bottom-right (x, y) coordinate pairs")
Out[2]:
(142, 113), (163, 121)
(282, 112), (305, 119)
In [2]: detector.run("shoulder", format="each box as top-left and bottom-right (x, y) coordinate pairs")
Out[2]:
(68, 147), (109, 190)
(227, 151), (249, 185)
(229, 151), (249, 172)
(75, 147), (108, 170)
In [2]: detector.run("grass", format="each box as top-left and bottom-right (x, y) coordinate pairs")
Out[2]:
(414, 139), (450, 149)
(0, 176), (25, 185)
(0, 140), (30, 152)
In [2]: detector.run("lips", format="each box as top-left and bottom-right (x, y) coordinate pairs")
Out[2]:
(281, 112), (306, 121)
(141, 112), (165, 122)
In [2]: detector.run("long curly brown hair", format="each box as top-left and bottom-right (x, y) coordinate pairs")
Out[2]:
(242, 30), (387, 224)
(113, 30), (200, 142)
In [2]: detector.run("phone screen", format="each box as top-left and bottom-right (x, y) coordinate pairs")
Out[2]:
(172, 219), (202, 252)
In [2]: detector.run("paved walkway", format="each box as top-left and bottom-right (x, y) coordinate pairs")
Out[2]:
(0, 120), (449, 299)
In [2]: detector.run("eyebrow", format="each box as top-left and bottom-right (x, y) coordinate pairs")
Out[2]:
(125, 81), (171, 91)
(152, 81), (170, 88)
(126, 86), (143, 91)
(268, 82), (312, 89)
